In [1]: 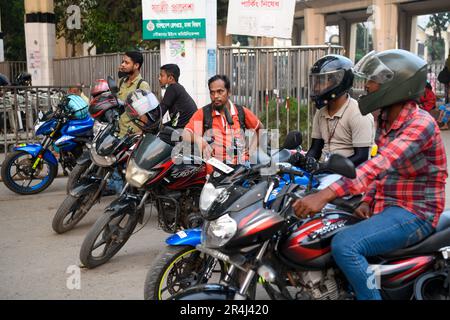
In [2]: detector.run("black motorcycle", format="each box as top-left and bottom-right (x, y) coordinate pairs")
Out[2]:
(172, 154), (450, 300)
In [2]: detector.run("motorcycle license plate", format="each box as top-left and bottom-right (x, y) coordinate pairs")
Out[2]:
(207, 157), (234, 174)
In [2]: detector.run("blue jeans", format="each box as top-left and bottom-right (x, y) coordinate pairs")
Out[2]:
(331, 206), (434, 300)
(439, 104), (450, 123)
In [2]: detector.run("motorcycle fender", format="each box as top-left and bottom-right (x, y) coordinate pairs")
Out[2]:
(104, 194), (140, 219)
(171, 284), (238, 301)
(69, 180), (101, 198)
(165, 228), (202, 247)
(76, 151), (91, 166)
(14, 144), (58, 166)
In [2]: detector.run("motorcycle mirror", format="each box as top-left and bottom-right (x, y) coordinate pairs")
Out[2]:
(283, 131), (302, 150)
(107, 76), (119, 95)
(320, 154), (356, 179)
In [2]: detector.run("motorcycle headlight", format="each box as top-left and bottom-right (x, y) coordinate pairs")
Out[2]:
(204, 214), (237, 248)
(90, 146), (117, 167)
(200, 183), (226, 213)
(125, 158), (157, 188)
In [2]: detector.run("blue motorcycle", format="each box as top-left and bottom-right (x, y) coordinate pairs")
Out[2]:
(1, 95), (94, 195)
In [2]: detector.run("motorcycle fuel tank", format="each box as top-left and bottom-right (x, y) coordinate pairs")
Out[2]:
(279, 212), (359, 269)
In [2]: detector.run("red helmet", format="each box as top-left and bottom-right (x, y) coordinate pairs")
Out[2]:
(89, 92), (118, 120)
(90, 79), (109, 97)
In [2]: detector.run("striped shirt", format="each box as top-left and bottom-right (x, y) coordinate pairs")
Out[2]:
(329, 101), (448, 228)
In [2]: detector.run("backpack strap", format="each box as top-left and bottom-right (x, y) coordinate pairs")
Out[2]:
(136, 79), (144, 90)
(203, 103), (247, 133)
(234, 104), (246, 131)
(118, 77), (126, 90)
(202, 104), (213, 133)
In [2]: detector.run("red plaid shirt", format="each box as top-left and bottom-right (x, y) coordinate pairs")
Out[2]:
(329, 101), (448, 228)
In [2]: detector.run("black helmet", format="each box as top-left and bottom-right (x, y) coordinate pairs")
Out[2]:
(309, 54), (354, 109)
(354, 49), (427, 115)
(0, 73), (10, 86)
(15, 72), (32, 86)
(89, 92), (118, 120)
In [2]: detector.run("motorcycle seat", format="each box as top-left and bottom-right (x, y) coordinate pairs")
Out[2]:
(380, 210), (450, 259)
(330, 195), (362, 212)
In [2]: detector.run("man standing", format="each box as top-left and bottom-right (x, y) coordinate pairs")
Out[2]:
(117, 51), (151, 137)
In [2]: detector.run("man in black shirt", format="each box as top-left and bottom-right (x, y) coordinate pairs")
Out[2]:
(152, 64), (197, 129)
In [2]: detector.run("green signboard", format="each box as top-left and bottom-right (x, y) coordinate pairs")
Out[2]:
(143, 18), (206, 39)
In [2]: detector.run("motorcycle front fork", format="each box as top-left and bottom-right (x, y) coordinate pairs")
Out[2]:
(221, 240), (270, 300)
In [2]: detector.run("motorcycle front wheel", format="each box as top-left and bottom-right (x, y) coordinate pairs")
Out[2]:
(66, 160), (93, 194)
(144, 245), (227, 300)
(1, 150), (57, 195)
(79, 206), (140, 268)
(52, 193), (95, 234)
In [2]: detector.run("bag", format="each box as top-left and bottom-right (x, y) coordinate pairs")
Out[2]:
(66, 94), (89, 119)
(438, 66), (450, 84)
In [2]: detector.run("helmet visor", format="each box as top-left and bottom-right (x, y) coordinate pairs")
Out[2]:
(309, 69), (345, 97)
(126, 93), (159, 119)
(354, 51), (394, 84)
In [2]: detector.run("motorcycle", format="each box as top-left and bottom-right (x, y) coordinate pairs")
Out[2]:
(171, 153), (450, 300)
(143, 132), (363, 300)
(1, 95), (93, 195)
(52, 77), (142, 234)
(78, 93), (207, 269)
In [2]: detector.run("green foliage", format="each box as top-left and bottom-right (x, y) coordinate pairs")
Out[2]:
(426, 13), (450, 61)
(1, 1), (26, 61)
(54, 0), (159, 55)
(259, 97), (311, 147)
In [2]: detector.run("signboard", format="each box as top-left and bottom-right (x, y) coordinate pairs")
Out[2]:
(226, 0), (296, 39)
(142, 0), (206, 39)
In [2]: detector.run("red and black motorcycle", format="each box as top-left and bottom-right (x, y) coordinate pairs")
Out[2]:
(79, 124), (207, 268)
(173, 154), (450, 300)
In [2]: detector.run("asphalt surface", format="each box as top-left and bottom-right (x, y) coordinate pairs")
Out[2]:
(0, 130), (449, 300)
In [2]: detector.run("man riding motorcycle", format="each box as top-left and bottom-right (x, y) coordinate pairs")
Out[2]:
(293, 49), (448, 300)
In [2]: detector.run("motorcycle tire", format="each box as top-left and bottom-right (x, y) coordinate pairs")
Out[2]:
(1, 150), (58, 195)
(52, 194), (94, 234)
(66, 161), (92, 194)
(144, 245), (227, 300)
(79, 207), (140, 269)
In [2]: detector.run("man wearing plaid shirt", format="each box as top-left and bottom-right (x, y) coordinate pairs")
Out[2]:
(293, 49), (448, 300)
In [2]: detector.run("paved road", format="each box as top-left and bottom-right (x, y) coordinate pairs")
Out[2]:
(0, 130), (449, 299)
(0, 178), (167, 299)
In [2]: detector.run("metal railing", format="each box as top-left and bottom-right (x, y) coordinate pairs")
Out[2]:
(53, 51), (161, 97)
(217, 45), (344, 147)
(0, 85), (82, 157)
(0, 61), (28, 83)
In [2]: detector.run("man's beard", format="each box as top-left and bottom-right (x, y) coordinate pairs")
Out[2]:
(213, 103), (225, 111)
(118, 71), (129, 78)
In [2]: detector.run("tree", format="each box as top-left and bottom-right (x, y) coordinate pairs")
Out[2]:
(425, 13), (450, 62)
(54, 0), (159, 55)
(1, 1), (26, 61)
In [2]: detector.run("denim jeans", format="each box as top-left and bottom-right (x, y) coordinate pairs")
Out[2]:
(105, 168), (124, 194)
(331, 206), (434, 300)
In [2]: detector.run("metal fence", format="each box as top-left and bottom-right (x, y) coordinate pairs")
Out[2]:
(0, 86), (77, 155)
(53, 51), (161, 97)
(0, 61), (28, 83)
(217, 45), (344, 147)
